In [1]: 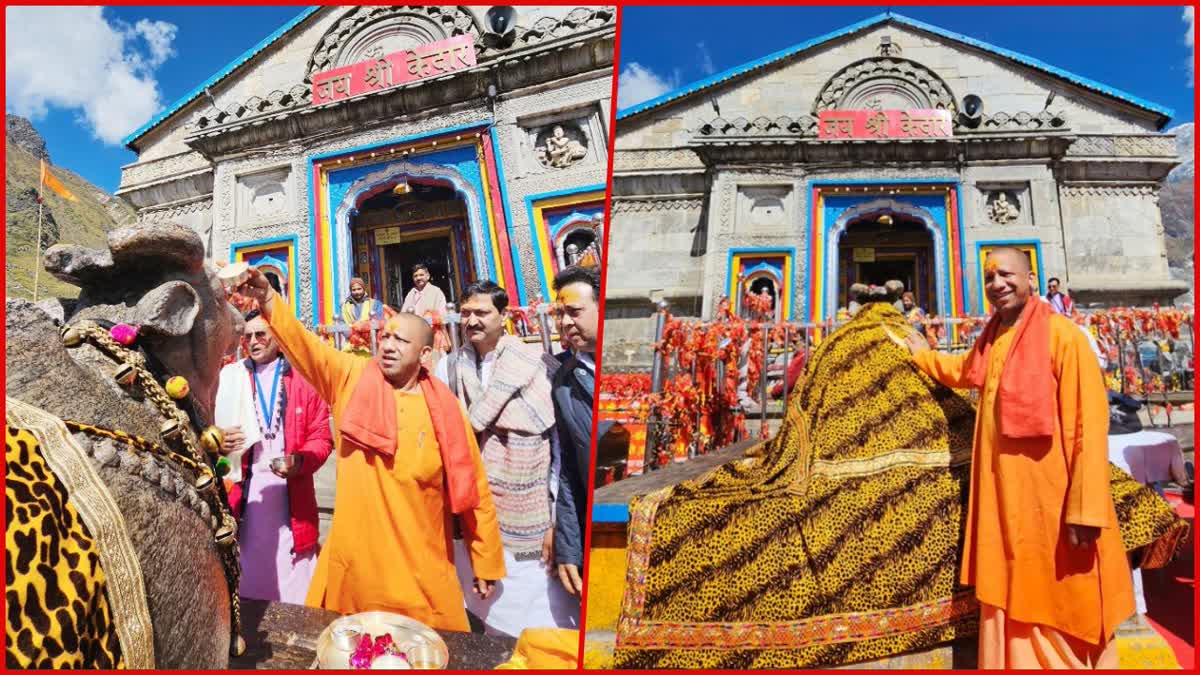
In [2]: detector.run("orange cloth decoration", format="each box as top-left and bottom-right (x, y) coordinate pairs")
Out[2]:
(962, 296), (1055, 439)
(341, 360), (480, 514)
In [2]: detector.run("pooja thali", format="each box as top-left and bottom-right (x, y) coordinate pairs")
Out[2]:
(315, 611), (449, 670)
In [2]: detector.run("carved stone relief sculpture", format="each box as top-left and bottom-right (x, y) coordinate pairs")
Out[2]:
(813, 57), (957, 114)
(736, 185), (792, 232)
(236, 166), (291, 224)
(535, 124), (589, 169)
(985, 190), (1021, 225)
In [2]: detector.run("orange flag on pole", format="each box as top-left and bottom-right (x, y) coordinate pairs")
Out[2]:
(40, 159), (77, 202)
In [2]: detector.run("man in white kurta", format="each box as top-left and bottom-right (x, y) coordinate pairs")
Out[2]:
(434, 280), (578, 636)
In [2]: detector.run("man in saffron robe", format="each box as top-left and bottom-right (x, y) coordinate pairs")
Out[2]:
(239, 267), (506, 632)
(902, 247), (1134, 669)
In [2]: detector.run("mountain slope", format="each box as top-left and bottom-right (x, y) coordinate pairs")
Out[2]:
(1159, 122), (1194, 305)
(5, 115), (135, 299)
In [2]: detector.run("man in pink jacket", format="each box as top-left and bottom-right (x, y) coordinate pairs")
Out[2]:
(220, 310), (334, 603)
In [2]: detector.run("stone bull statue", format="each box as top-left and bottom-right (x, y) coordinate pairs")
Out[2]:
(6, 223), (243, 668)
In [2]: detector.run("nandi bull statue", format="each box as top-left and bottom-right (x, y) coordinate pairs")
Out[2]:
(6, 223), (244, 668)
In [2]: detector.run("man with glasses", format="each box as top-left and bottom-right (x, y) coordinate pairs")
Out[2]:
(215, 310), (334, 603)
(1045, 277), (1075, 316)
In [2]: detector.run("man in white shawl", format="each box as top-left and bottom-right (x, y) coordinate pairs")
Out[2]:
(401, 264), (450, 367)
(433, 280), (578, 636)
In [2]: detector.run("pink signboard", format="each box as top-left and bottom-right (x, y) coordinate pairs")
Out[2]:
(311, 34), (477, 105)
(817, 109), (953, 140)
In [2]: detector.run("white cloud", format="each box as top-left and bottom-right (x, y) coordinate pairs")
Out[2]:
(617, 62), (680, 110)
(132, 18), (178, 69)
(5, 7), (177, 145)
(697, 41), (715, 76)
(1185, 7), (1194, 87)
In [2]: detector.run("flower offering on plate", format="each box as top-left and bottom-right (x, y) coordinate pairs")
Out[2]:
(316, 612), (449, 670)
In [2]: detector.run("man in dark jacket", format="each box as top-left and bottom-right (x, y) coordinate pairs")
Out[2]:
(550, 265), (608, 596)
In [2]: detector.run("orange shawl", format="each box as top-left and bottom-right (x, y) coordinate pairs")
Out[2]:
(339, 360), (481, 513)
(963, 297), (1056, 439)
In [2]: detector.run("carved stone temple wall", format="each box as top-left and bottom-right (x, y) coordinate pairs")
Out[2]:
(605, 16), (1185, 369)
(116, 5), (615, 323)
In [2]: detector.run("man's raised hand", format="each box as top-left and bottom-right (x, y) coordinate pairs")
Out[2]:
(238, 266), (275, 316)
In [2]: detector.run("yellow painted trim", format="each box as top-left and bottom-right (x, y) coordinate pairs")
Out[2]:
(476, 143), (506, 292)
(531, 190), (606, 301)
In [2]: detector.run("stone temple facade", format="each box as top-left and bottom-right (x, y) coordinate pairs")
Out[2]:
(116, 5), (614, 325)
(605, 13), (1185, 368)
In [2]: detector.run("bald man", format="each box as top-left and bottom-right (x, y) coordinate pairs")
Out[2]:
(238, 268), (505, 632)
(900, 248), (1133, 669)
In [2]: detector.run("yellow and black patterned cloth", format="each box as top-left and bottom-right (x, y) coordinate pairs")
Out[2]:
(612, 303), (1187, 669)
(6, 425), (124, 668)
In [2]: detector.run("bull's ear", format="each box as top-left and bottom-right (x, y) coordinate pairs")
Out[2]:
(135, 280), (200, 337)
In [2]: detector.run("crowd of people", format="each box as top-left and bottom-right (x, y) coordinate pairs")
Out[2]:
(214, 262), (600, 639)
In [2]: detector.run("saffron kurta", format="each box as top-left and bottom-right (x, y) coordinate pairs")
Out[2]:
(913, 313), (1134, 646)
(264, 294), (506, 631)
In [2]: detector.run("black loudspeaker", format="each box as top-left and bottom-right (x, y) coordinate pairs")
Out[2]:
(485, 6), (517, 39)
(959, 94), (984, 128)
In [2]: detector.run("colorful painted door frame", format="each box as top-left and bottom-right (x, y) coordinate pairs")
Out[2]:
(805, 180), (968, 322)
(526, 185), (607, 303)
(230, 235), (299, 315)
(306, 122), (518, 324)
(726, 248), (796, 321)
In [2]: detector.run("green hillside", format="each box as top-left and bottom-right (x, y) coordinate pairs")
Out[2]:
(5, 133), (134, 299)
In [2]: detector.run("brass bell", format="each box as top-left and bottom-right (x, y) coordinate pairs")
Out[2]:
(114, 363), (137, 388)
(215, 522), (237, 547)
(199, 426), (224, 455)
(60, 324), (84, 348)
(230, 634), (246, 657)
(194, 471), (215, 493)
(160, 419), (182, 443)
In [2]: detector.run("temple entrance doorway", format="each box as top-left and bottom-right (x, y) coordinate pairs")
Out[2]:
(349, 178), (475, 310)
(837, 211), (937, 314)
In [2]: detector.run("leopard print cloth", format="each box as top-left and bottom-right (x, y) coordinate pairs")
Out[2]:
(612, 303), (1187, 669)
(5, 425), (123, 668)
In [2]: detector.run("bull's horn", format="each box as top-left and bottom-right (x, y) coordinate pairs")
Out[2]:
(43, 244), (115, 287)
(108, 223), (205, 274)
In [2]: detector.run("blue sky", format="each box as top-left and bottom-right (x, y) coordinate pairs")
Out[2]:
(6, 6), (306, 192)
(618, 6), (1195, 125)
